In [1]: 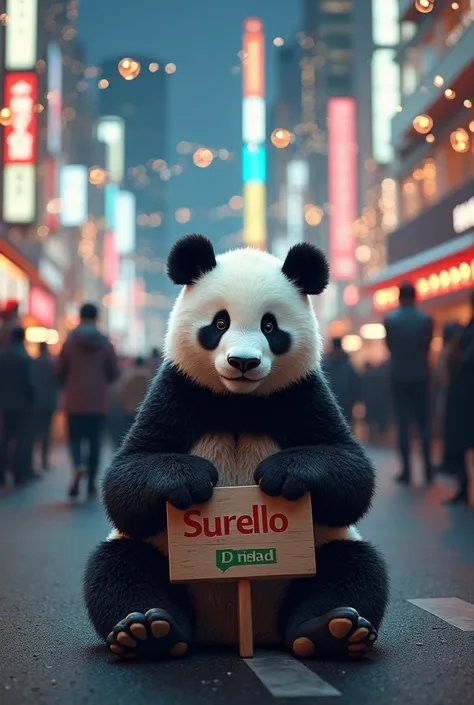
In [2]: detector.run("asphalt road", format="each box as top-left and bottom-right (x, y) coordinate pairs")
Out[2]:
(1, 445), (474, 705)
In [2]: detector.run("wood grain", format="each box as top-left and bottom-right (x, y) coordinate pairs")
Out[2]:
(238, 579), (253, 658)
(167, 485), (316, 583)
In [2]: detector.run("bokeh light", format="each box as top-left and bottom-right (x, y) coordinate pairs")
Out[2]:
(273, 37), (284, 47)
(271, 128), (292, 148)
(450, 128), (469, 152)
(88, 166), (106, 185)
(175, 207), (191, 224)
(304, 205), (323, 226)
(193, 148), (213, 168)
(149, 62), (159, 72)
(165, 63), (176, 74)
(433, 75), (444, 87)
(118, 57), (141, 80)
(412, 114), (433, 134)
(218, 149), (230, 160)
(0, 107), (14, 126)
(177, 141), (191, 154)
(343, 285), (360, 307)
(444, 88), (456, 99)
(426, 134), (435, 143)
(415, 0), (434, 13)
(98, 79), (109, 89)
(229, 195), (244, 210)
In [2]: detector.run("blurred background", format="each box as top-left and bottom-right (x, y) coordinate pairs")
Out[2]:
(1, 0), (474, 440)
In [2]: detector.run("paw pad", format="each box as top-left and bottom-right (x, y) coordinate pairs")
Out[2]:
(290, 607), (378, 660)
(106, 608), (190, 661)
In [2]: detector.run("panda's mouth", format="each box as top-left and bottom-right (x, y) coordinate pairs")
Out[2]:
(220, 374), (258, 383)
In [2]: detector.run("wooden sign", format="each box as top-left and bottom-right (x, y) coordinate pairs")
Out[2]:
(166, 485), (316, 583)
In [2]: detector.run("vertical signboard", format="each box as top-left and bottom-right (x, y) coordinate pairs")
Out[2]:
(2, 72), (38, 224)
(97, 116), (125, 184)
(5, 0), (38, 70)
(286, 160), (309, 248)
(105, 183), (119, 231)
(327, 97), (357, 281)
(115, 190), (136, 255)
(59, 165), (88, 227)
(242, 18), (266, 248)
(103, 231), (119, 288)
(47, 42), (63, 156)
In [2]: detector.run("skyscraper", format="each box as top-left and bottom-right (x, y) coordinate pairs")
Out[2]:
(97, 56), (169, 348)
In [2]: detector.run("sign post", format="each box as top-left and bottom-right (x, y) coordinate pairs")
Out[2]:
(167, 485), (316, 658)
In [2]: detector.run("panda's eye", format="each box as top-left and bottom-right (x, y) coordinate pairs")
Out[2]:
(263, 322), (274, 334)
(216, 319), (228, 331)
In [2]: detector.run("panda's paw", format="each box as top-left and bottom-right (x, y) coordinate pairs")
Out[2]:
(288, 607), (377, 660)
(106, 608), (191, 660)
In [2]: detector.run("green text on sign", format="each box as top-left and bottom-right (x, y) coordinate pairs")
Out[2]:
(216, 548), (277, 573)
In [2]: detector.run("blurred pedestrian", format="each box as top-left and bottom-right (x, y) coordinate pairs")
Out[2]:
(384, 281), (434, 485)
(115, 356), (152, 443)
(0, 299), (20, 351)
(0, 326), (36, 488)
(32, 341), (59, 471)
(322, 337), (360, 428)
(148, 347), (163, 375)
(57, 303), (119, 500)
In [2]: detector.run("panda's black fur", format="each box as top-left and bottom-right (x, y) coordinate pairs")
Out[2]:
(84, 236), (389, 661)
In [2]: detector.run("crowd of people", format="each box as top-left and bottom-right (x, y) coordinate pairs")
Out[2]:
(1, 284), (473, 505)
(0, 301), (160, 498)
(323, 282), (474, 505)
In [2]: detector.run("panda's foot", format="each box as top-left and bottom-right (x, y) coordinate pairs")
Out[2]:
(106, 608), (191, 660)
(289, 607), (377, 660)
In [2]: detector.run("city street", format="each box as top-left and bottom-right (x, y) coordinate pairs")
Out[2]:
(1, 446), (474, 705)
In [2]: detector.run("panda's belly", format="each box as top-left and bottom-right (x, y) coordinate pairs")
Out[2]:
(108, 433), (362, 645)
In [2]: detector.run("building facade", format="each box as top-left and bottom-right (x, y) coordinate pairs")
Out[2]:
(365, 0), (474, 337)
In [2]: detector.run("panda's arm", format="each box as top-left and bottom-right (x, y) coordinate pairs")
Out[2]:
(102, 364), (218, 539)
(255, 372), (375, 528)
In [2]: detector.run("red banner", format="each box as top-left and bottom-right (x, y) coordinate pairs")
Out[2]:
(103, 232), (119, 289)
(3, 72), (38, 166)
(328, 97), (357, 281)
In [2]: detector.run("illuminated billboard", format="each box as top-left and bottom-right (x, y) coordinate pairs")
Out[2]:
(103, 232), (120, 288)
(47, 42), (63, 156)
(5, 0), (38, 70)
(59, 165), (88, 227)
(286, 160), (309, 247)
(105, 183), (119, 231)
(115, 190), (136, 255)
(242, 18), (266, 248)
(328, 97), (357, 281)
(2, 72), (38, 224)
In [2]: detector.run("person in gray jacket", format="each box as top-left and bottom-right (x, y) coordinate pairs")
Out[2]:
(384, 281), (434, 485)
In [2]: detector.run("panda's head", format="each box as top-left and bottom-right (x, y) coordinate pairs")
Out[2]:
(164, 234), (329, 396)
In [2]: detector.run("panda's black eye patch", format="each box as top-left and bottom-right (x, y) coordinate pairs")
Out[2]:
(261, 313), (291, 355)
(198, 310), (230, 350)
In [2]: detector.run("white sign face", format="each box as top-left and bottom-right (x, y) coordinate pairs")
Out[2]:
(453, 196), (474, 234)
(2, 164), (36, 223)
(242, 96), (265, 144)
(59, 165), (88, 227)
(5, 0), (38, 70)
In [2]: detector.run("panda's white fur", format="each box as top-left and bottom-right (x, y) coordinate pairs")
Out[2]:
(107, 244), (362, 645)
(163, 246), (323, 396)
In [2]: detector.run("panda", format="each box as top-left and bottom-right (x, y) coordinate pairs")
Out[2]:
(84, 234), (389, 661)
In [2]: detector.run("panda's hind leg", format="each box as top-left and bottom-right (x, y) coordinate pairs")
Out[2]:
(279, 540), (389, 660)
(84, 538), (194, 660)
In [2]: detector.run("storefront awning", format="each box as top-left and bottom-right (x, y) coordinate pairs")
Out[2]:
(0, 238), (54, 297)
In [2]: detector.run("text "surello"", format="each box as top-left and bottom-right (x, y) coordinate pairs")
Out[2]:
(183, 504), (289, 538)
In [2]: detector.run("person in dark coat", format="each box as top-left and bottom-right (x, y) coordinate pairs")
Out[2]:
(322, 338), (360, 428)
(384, 281), (434, 485)
(32, 341), (59, 470)
(0, 326), (36, 487)
(0, 299), (20, 351)
(56, 303), (119, 499)
(443, 296), (474, 503)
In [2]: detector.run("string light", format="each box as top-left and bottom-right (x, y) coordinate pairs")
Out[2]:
(433, 75), (444, 87)
(165, 63), (176, 74)
(149, 62), (159, 72)
(273, 37), (284, 47)
(451, 1), (459, 8)
(444, 88), (456, 99)
(426, 134), (435, 143)
(464, 99), (472, 108)
(450, 128), (469, 152)
(118, 57), (141, 80)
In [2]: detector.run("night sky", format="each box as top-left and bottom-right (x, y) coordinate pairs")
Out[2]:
(77, 0), (301, 247)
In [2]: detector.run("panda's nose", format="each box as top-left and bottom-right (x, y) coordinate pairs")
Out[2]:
(227, 356), (261, 373)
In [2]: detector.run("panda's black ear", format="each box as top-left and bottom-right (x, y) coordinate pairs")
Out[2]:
(167, 234), (217, 285)
(282, 243), (329, 295)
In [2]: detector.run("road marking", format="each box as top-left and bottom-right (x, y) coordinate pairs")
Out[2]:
(244, 652), (341, 698)
(408, 597), (474, 631)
